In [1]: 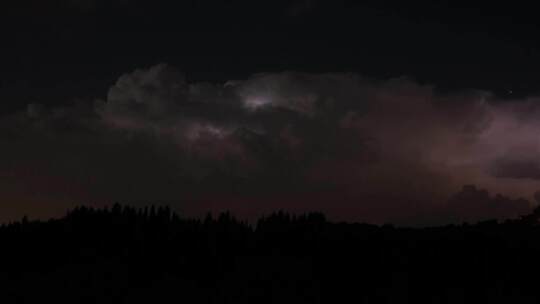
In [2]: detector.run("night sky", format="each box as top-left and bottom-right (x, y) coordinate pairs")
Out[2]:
(2, 0), (540, 224)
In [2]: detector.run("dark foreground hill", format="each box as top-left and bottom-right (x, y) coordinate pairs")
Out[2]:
(2, 204), (540, 303)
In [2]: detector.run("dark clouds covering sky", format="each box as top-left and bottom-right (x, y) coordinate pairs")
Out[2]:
(1, 1), (540, 224)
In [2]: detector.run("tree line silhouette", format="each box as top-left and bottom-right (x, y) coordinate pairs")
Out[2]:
(2, 202), (540, 303)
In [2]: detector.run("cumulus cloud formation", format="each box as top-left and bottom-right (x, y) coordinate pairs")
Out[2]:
(1, 63), (538, 224)
(443, 185), (530, 224)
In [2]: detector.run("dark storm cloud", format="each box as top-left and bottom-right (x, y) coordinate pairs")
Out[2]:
(442, 185), (530, 224)
(97, 64), (244, 134)
(491, 159), (540, 180)
(1, 64), (538, 224)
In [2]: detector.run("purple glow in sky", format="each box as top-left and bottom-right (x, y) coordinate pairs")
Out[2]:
(0, 64), (538, 225)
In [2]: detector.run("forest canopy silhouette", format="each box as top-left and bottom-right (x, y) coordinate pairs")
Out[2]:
(1, 202), (540, 303)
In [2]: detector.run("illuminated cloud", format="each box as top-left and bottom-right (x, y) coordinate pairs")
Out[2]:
(0, 64), (538, 224)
